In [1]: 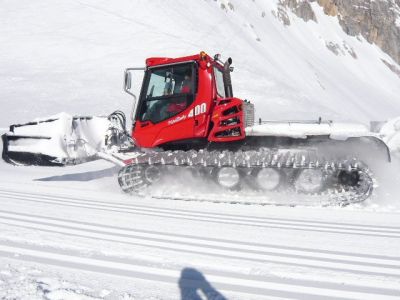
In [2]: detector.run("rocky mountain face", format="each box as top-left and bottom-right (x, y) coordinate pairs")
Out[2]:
(279, 0), (400, 68)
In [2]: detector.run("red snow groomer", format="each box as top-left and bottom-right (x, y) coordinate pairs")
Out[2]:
(2, 52), (391, 205)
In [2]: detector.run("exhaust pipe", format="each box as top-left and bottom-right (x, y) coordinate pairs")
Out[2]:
(223, 57), (233, 98)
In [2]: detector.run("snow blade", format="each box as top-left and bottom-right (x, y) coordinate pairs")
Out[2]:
(1, 113), (111, 166)
(2, 134), (63, 166)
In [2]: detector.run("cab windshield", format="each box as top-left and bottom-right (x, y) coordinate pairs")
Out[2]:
(139, 63), (196, 124)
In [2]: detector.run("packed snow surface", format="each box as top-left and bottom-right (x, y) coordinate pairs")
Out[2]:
(1, 0), (400, 299)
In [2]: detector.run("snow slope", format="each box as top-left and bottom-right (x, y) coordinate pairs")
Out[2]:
(1, 0), (400, 128)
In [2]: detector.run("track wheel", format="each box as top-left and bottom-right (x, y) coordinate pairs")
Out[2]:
(118, 164), (162, 193)
(213, 167), (241, 190)
(295, 169), (324, 194)
(338, 170), (360, 187)
(143, 165), (162, 184)
(252, 168), (282, 191)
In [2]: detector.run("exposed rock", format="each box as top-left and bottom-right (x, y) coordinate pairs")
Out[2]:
(277, 0), (317, 23)
(317, 0), (338, 16)
(342, 41), (358, 59)
(315, 0), (400, 65)
(325, 41), (358, 58)
(272, 5), (291, 26)
(275, 0), (400, 65)
(216, 0), (234, 12)
(382, 59), (400, 78)
(326, 41), (342, 55)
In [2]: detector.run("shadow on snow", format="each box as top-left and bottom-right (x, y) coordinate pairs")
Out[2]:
(179, 268), (226, 300)
(34, 166), (119, 182)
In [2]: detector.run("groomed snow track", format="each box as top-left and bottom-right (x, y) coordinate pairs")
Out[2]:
(1, 187), (400, 299)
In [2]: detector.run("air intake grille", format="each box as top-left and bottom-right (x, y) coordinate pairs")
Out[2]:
(243, 101), (255, 128)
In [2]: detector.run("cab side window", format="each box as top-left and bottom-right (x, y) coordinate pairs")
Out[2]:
(214, 67), (226, 98)
(139, 63), (196, 124)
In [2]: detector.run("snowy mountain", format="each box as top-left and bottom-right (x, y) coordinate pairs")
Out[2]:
(1, 0), (400, 128)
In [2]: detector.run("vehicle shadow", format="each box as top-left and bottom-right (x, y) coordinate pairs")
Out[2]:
(34, 166), (119, 182)
(178, 268), (227, 300)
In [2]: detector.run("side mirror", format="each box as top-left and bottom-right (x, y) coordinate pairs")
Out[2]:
(124, 70), (132, 91)
(123, 67), (145, 122)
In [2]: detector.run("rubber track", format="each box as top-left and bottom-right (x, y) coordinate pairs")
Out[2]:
(118, 149), (375, 206)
